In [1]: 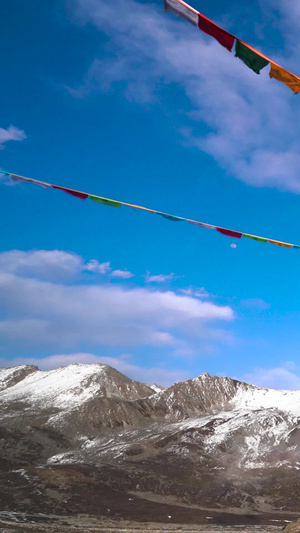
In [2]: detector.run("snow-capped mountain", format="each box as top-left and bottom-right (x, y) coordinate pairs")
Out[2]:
(0, 363), (154, 408)
(1, 363), (300, 526)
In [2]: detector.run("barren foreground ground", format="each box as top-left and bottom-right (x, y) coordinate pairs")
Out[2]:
(0, 516), (285, 533)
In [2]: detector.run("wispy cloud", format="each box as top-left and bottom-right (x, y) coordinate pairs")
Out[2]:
(0, 125), (26, 148)
(180, 286), (210, 298)
(242, 362), (300, 390)
(84, 259), (111, 274)
(68, 0), (300, 193)
(145, 272), (179, 283)
(260, 0), (300, 46)
(240, 298), (271, 311)
(111, 269), (135, 279)
(0, 249), (233, 355)
(85, 261), (135, 278)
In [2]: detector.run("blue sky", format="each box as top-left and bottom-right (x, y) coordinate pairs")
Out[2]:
(1, 0), (300, 388)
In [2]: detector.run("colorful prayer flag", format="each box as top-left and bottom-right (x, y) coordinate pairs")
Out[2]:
(157, 212), (184, 221)
(198, 13), (234, 51)
(3, 170), (299, 250)
(163, 0), (300, 93)
(243, 233), (268, 243)
(52, 185), (88, 200)
(269, 63), (300, 94)
(268, 239), (292, 248)
(164, 0), (198, 26)
(188, 220), (215, 230)
(10, 174), (51, 189)
(217, 227), (242, 239)
(89, 194), (122, 208)
(235, 40), (269, 74)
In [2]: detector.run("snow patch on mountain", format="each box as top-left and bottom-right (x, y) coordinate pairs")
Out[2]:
(0, 363), (153, 412)
(149, 383), (165, 393)
(0, 364), (106, 409)
(0, 365), (38, 391)
(232, 385), (300, 416)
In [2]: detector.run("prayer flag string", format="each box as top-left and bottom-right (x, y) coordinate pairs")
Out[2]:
(2, 171), (298, 249)
(164, 0), (300, 94)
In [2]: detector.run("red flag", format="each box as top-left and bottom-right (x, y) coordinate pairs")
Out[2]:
(52, 185), (88, 200)
(217, 227), (242, 239)
(198, 14), (235, 51)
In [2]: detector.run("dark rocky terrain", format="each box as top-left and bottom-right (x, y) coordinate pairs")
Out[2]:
(0, 363), (300, 531)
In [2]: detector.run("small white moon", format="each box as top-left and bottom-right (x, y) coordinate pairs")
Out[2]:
(230, 243), (237, 249)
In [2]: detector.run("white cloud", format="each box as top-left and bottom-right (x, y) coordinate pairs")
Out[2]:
(240, 298), (271, 311)
(0, 249), (83, 281)
(0, 250), (131, 281)
(0, 249), (233, 354)
(0, 125), (26, 148)
(243, 363), (300, 390)
(172, 346), (196, 357)
(68, 0), (300, 193)
(84, 259), (111, 274)
(260, 0), (300, 44)
(0, 352), (189, 387)
(180, 286), (210, 298)
(111, 269), (135, 279)
(145, 272), (178, 283)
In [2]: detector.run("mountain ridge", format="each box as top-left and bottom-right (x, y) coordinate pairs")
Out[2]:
(1, 362), (300, 526)
(2, 363), (298, 412)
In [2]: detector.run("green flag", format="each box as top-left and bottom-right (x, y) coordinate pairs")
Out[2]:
(89, 195), (122, 208)
(235, 40), (269, 74)
(243, 233), (268, 243)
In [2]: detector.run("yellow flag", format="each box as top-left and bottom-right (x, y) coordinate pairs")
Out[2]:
(269, 63), (300, 94)
(268, 239), (292, 248)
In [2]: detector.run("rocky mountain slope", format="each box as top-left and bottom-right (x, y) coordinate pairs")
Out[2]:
(0, 363), (300, 527)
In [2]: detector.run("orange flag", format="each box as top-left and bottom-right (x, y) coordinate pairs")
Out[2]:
(268, 239), (292, 248)
(269, 63), (300, 94)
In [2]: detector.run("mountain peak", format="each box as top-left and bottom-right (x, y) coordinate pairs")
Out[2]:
(0, 362), (154, 412)
(0, 364), (38, 391)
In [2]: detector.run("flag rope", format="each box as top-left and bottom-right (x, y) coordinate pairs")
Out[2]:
(2, 171), (299, 249)
(166, 0), (300, 93)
